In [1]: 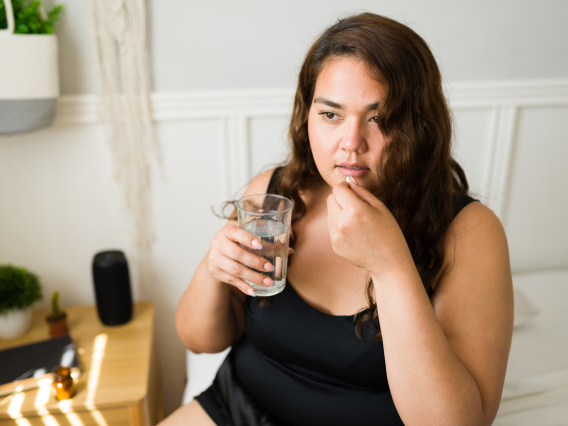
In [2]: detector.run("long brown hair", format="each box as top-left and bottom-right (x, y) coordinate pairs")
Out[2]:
(270, 13), (469, 339)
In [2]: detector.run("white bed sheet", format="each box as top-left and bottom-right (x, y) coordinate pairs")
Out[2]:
(182, 270), (568, 426)
(183, 348), (230, 404)
(495, 269), (568, 426)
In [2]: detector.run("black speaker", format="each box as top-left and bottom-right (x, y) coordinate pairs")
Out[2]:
(92, 250), (133, 326)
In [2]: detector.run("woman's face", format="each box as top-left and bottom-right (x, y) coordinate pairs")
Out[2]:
(308, 57), (386, 194)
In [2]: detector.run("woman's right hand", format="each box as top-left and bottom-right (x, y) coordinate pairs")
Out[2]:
(207, 224), (274, 296)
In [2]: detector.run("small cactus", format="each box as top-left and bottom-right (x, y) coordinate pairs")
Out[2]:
(50, 291), (64, 320)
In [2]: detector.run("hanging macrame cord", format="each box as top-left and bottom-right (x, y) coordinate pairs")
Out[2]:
(91, 0), (156, 293)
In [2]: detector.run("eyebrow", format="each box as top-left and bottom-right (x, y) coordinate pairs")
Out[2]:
(313, 97), (380, 111)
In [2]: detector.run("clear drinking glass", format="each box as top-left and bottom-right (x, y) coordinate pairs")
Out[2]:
(237, 194), (293, 297)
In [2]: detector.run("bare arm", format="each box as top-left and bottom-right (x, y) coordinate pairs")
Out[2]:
(327, 181), (513, 426)
(176, 169), (276, 354)
(374, 203), (513, 426)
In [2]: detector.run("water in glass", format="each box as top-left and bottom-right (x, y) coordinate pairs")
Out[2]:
(242, 219), (289, 296)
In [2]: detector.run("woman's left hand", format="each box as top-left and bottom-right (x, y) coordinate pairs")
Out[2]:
(327, 178), (413, 278)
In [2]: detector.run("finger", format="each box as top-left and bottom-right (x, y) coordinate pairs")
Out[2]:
(221, 240), (274, 273)
(287, 247), (295, 255)
(326, 193), (342, 222)
(224, 225), (263, 250)
(347, 179), (383, 209)
(327, 194), (342, 237)
(219, 256), (274, 287)
(217, 271), (257, 296)
(344, 175), (360, 186)
(332, 182), (367, 208)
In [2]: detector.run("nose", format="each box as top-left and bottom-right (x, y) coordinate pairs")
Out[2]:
(339, 118), (366, 153)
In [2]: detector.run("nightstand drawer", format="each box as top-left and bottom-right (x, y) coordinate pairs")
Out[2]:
(0, 407), (130, 426)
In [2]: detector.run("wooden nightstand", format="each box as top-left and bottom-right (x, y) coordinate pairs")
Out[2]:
(0, 301), (163, 426)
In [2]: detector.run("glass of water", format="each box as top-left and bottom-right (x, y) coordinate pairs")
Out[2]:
(237, 194), (293, 296)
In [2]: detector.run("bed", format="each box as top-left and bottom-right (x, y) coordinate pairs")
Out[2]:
(182, 269), (568, 425)
(495, 269), (568, 425)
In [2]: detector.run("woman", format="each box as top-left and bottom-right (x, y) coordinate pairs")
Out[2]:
(162, 12), (513, 426)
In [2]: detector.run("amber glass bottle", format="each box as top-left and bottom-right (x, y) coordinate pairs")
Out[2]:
(52, 366), (76, 400)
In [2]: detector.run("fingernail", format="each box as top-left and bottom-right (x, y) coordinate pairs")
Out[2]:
(252, 240), (262, 249)
(289, 247), (295, 253)
(263, 278), (272, 286)
(247, 288), (256, 297)
(264, 263), (273, 271)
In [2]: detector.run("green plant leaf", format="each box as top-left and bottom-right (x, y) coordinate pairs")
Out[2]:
(15, 23), (28, 33)
(0, 0), (63, 34)
(0, 264), (43, 314)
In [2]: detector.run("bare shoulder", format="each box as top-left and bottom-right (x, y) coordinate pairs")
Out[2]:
(241, 168), (278, 198)
(439, 201), (510, 287)
(449, 200), (507, 244)
(434, 200), (513, 323)
(432, 201), (514, 423)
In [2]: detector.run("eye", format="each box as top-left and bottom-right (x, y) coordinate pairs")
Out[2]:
(369, 116), (379, 123)
(319, 111), (340, 121)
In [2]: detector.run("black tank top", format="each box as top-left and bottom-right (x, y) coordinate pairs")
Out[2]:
(196, 168), (477, 426)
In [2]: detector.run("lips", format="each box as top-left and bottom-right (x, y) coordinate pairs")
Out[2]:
(337, 162), (368, 169)
(336, 162), (370, 177)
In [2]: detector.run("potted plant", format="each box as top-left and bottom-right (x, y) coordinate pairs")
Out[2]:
(46, 290), (68, 338)
(0, 264), (42, 340)
(0, 0), (63, 134)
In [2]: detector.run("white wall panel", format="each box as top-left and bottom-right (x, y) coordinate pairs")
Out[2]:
(223, 117), (251, 199)
(249, 116), (290, 180)
(504, 106), (568, 273)
(149, 119), (227, 413)
(452, 108), (493, 199)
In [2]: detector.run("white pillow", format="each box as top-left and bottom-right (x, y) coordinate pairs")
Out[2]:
(513, 287), (539, 328)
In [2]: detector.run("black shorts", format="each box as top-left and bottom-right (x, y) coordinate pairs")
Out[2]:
(195, 350), (282, 426)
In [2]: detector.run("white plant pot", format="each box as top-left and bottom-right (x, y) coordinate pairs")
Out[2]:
(0, 0), (59, 134)
(0, 308), (33, 340)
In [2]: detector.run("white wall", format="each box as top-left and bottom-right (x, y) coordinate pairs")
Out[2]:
(2, 0), (568, 417)
(52, 0), (568, 94)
